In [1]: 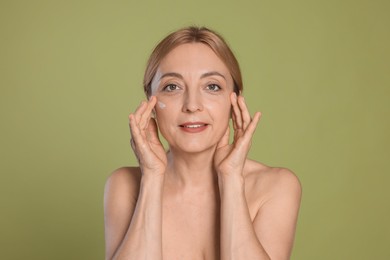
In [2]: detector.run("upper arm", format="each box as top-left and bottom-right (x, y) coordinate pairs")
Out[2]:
(103, 167), (141, 260)
(253, 168), (302, 260)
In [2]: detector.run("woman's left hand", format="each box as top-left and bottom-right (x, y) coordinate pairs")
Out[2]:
(214, 92), (261, 177)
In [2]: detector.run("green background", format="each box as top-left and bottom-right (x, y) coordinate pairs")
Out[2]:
(1, 0), (389, 259)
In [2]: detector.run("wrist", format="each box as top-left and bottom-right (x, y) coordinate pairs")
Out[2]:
(218, 174), (245, 194)
(141, 168), (165, 178)
(217, 170), (244, 183)
(141, 172), (165, 186)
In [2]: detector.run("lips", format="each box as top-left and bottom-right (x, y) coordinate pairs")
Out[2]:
(179, 122), (208, 133)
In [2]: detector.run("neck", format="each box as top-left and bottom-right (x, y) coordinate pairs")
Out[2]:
(165, 146), (218, 189)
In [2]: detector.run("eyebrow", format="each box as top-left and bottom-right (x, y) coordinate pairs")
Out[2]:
(159, 71), (226, 81)
(160, 72), (183, 80)
(200, 71), (226, 80)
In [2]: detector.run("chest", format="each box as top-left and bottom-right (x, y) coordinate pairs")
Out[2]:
(161, 193), (220, 259)
(160, 185), (261, 259)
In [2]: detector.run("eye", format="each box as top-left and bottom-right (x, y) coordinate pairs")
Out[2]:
(206, 84), (221, 92)
(163, 84), (180, 92)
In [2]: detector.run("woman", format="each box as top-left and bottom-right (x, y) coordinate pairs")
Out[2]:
(104, 26), (301, 260)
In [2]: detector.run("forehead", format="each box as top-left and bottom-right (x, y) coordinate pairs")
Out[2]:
(158, 43), (230, 75)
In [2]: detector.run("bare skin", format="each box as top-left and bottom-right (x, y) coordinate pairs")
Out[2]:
(105, 160), (300, 259)
(104, 43), (301, 260)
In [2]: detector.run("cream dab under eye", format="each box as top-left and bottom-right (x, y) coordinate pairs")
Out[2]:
(158, 101), (166, 109)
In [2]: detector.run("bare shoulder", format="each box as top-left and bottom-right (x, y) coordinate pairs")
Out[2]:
(104, 167), (142, 259)
(105, 166), (142, 187)
(243, 159), (302, 206)
(104, 167), (142, 205)
(243, 162), (301, 258)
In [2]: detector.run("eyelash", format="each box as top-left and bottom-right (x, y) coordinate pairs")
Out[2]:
(162, 83), (222, 92)
(162, 84), (180, 92)
(206, 84), (221, 92)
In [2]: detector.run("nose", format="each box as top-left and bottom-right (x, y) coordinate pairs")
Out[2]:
(182, 89), (203, 113)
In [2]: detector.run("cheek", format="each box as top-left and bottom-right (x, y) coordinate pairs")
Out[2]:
(154, 100), (174, 128)
(154, 95), (181, 117)
(157, 101), (166, 109)
(154, 97), (169, 115)
(155, 107), (168, 122)
(204, 96), (232, 119)
(207, 96), (232, 112)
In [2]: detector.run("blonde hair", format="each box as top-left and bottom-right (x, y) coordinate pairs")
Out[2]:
(143, 26), (242, 97)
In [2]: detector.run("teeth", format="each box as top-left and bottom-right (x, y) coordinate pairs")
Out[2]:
(185, 124), (203, 128)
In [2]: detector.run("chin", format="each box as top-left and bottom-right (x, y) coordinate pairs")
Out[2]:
(170, 141), (217, 154)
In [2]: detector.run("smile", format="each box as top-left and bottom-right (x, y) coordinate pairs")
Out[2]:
(182, 124), (206, 128)
(179, 122), (208, 133)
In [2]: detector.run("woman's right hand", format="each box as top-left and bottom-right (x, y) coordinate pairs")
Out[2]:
(129, 96), (167, 176)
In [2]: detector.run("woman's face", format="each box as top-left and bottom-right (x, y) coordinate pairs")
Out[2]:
(150, 43), (234, 153)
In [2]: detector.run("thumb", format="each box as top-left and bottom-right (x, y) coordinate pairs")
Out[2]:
(217, 125), (230, 149)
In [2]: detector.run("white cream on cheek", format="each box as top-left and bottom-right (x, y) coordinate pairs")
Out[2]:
(150, 71), (168, 111)
(158, 101), (166, 109)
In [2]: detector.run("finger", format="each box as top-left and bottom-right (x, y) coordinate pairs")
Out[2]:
(231, 112), (261, 159)
(128, 113), (135, 135)
(231, 92), (242, 129)
(242, 111), (262, 142)
(217, 125), (230, 149)
(129, 113), (147, 149)
(134, 101), (147, 122)
(140, 96), (157, 130)
(130, 137), (135, 151)
(231, 107), (237, 131)
(130, 113), (159, 167)
(128, 113), (139, 141)
(237, 95), (251, 130)
(130, 137), (141, 163)
(147, 117), (162, 145)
